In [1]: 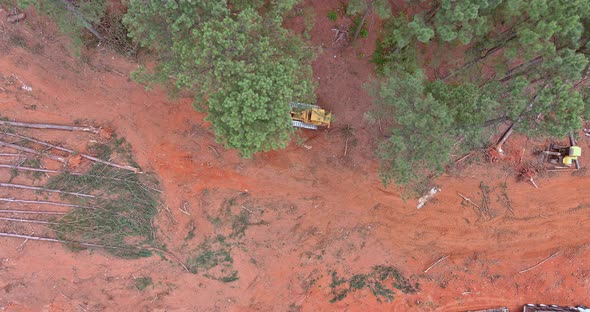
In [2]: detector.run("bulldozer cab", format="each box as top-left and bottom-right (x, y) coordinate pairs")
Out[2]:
(309, 108), (332, 126)
(290, 102), (332, 130)
(562, 146), (581, 166)
(569, 146), (582, 157)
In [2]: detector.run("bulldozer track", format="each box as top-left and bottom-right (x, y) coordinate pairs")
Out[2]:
(292, 120), (318, 130)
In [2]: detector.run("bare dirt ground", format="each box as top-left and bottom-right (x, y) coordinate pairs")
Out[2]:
(1, 1), (590, 311)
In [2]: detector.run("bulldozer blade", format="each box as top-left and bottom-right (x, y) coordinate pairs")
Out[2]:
(292, 120), (318, 130)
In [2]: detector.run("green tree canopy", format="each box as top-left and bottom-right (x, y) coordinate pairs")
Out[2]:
(372, 0), (590, 187)
(346, 0), (392, 19)
(124, 0), (314, 157)
(371, 70), (498, 186)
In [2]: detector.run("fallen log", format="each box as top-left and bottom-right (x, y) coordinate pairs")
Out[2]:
(3, 132), (141, 173)
(0, 139), (66, 163)
(519, 251), (559, 273)
(0, 164), (68, 174)
(454, 152), (472, 163)
(457, 192), (481, 209)
(0, 183), (95, 198)
(424, 255), (449, 273)
(207, 145), (220, 157)
(0, 216), (56, 224)
(529, 177), (539, 189)
(0, 197), (93, 209)
(57, 0), (105, 42)
(351, 0), (375, 43)
(0, 164), (160, 193)
(0, 120), (99, 134)
(495, 82), (553, 154)
(0, 209), (66, 215)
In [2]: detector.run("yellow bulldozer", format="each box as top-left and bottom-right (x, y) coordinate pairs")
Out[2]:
(543, 133), (582, 169)
(290, 102), (332, 130)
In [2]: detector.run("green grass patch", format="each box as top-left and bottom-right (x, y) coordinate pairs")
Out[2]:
(217, 271), (239, 283)
(327, 11), (338, 21)
(329, 265), (419, 303)
(186, 192), (270, 283)
(231, 210), (250, 238)
(349, 274), (367, 289)
(186, 236), (239, 283)
(134, 276), (153, 291)
(187, 243), (232, 273)
(330, 271), (347, 288)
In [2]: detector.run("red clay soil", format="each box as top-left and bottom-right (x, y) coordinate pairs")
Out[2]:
(1, 2), (590, 311)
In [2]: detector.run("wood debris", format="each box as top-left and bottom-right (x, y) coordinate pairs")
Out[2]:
(424, 255), (449, 273)
(417, 187), (441, 209)
(519, 251), (559, 273)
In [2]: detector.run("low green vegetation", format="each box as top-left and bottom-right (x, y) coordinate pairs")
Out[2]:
(134, 276), (153, 291)
(8, 157), (43, 182)
(327, 11), (338, 22)
(47, 139), (160, 258)
(350, 15), (369, 38)
(186, 193), (268, 283)
(329, 265), (419, 303)
(186, 235), (238, 282)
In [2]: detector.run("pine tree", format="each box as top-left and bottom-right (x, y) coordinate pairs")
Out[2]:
(124, 1), (314, 157)
(372, 0), (590, 187)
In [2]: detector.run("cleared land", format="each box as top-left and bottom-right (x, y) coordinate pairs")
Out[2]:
(1, 1), (590, 311)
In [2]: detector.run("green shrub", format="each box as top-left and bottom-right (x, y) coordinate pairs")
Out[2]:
(327, 11), (337, 21)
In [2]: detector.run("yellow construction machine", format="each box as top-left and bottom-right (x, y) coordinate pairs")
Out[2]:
(290, 102), (332, 130)
(543, 133), (582, 169)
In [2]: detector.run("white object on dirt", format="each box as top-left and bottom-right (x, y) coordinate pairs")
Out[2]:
(12, 75), (32, 92)
(417, 187), (441, 209)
